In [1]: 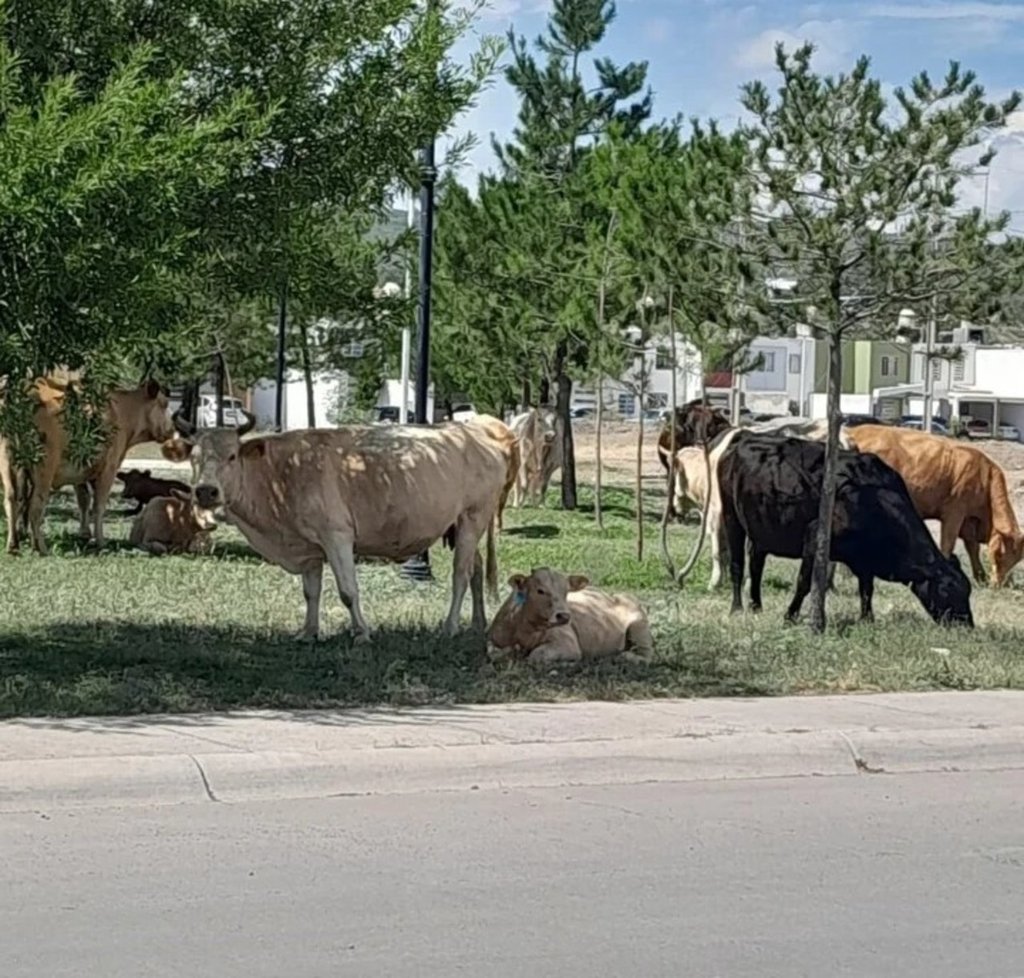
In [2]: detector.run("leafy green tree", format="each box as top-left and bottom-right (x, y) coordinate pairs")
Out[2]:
(491, 0), (652, 508)
(740, 43), (1024, 632)
(0, 38), (264, 455)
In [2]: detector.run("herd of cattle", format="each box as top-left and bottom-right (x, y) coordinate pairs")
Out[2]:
(2, 377), (1022, 663)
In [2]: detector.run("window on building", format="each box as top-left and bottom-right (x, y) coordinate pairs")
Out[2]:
(881, 356), (890, 377)
(655, 348), (672, 370)
(340, 341), (364, 359)
(892, 357), (899, 375)
(617, 392), (635, 417)
(757, 352), (776, 373)
(953, 358), (965, 382)
(788, 353), (801, 375)
(931, 359), (942, 381)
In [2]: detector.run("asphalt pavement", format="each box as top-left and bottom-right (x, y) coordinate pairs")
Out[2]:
(3, 770), (1023, 978)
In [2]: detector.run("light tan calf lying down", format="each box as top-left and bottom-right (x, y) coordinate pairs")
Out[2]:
(129, 490), (217, 555)
(486, 567), (653, 665)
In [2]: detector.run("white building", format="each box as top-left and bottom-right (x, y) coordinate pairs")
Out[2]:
(572, 338), (704, 417)
(741, 333), (819, 416)
(250, 370), (351, 430)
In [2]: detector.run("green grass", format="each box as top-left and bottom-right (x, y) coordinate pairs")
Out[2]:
(2, 477), (1023, 718)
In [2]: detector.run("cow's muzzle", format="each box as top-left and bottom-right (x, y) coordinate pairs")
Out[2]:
(552, 611), (571, 626)
(195, 484), (221, 509)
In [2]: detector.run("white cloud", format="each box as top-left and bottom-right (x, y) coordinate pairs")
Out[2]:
(864, 3), (1024, 20)
(733, 20), (858, 72)
(452, 0), (549, 21)
(642, 17), (675, 44)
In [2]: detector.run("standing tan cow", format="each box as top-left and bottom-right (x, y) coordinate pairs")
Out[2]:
(509, 407), (560, 506)
(486, 567), (654, 665)
(843, 423), (1024, 586)
(166, 413), (518, 642)
(0, 377), (176, 554)
(129, 490), (217, 555)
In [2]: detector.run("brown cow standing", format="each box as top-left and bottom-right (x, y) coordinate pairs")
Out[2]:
(844, 424), (1024, 586)
(486, 567), (654, 665)
(129, 490), (217, 555)
(0, 377), (177, 554)
(165, 412), (518, 642)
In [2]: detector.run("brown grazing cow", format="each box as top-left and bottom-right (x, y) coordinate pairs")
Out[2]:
(116, 469), (192, 515)
(486, 567), (654, 665)
(0, 377), (176, 554)
(129, 490), (217, 555)
(844, 423), (1024, 586)
(165, 412), (519, 642)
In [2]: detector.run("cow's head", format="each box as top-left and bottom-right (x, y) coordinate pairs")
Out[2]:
(169, 487), (218, 532)
(987, 532), (1024, 588)
(911, 553), (974, 628)
(167, 409), (257, 510)
(133, 379), (176, 444)
(508, 567), (589, 629)
(115, 469), (148, 490)
(662, 400), (731, 449)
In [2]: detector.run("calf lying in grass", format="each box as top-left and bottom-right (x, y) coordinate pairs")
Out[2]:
(486, 567), (653, 665)
(128, 490), (217, 555)
(116, 469), (191, 516)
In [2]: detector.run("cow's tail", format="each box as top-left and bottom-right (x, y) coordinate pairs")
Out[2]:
(485, 513), (498, 598)
(671, 438), (712, 586)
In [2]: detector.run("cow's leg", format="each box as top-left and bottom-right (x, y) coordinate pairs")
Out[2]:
(857, 574), (875, 622)
(74, 483), (92, 538)
(90, 468), (118, 549)
(963, 533), (987, 585)
(442, 512), (489, 636)
(2, 472), (17, 553)
(321, 533), (371, 642)
(25, 471), (51, 556)
(300, 563), (324, 639)
(625, 617), (654, 659)
(723, 507), (746, 614)
(748, 545), (767, 613)
(527, 630), (582, 666)
(469, 550), (486, 632)
(938, 514), (964, 558)
(785, 555), (815, 623)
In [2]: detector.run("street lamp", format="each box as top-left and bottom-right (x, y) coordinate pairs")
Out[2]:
(400, 67), (439, 584)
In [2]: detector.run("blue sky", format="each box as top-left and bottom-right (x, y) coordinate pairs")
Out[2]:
(443, 0), (1024, 222)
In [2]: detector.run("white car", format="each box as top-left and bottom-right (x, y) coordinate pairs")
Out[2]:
(198, 395), (249, 428)
(450, 403), (478, 423)
(997, 423), (1021, 442)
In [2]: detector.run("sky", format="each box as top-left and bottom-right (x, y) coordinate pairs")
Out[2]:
(441, 0), (1024, 225)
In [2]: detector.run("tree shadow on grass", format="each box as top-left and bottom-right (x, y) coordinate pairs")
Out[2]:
(502, 524), (561, 540)
(0, 620), (779, 721)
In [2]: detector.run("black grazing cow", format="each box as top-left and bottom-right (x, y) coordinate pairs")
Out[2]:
(115, 469), (192, 516)
(716, 432), (974, 627)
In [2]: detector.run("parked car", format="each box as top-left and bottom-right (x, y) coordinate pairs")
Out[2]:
(898, 415), (951, 436)
(198, 395), (249, 428)
(966, 418), (992, 439)
(997, 422), (1022, 442)
(375, 405), (414, 424)
(570, 406), (594, 419)
(450, 403), (478, 423)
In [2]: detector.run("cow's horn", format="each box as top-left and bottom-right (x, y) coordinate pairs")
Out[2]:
(172, 410), (197, 438)
(237, 409), (256, 436)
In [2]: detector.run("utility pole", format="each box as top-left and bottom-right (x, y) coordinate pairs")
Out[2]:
(399, 193), (415, 423)
(400, 0), (439, 583)
(274, 278), (288, 431)
(923, 293), (937, 433)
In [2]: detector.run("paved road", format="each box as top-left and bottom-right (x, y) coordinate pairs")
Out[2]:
(3, 770), (1022, 977)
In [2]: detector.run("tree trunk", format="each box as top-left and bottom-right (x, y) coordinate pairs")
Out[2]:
(181, 379), (200, 427)
(554, 342), (577, 510)
(636, 408), (644, 561)
(214, 352), (226, 427)
(299, 319), (316, 427)
(595, 375), (604, 529)
(809, 330), (843, 633)
(521, 376), (532, 412)
(539, 375), (550, 406)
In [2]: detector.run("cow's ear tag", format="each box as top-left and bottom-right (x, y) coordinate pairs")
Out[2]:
(513, 590), (527, 607)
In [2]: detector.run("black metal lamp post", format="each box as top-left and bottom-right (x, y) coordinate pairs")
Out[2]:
(400, 138), (438, 583)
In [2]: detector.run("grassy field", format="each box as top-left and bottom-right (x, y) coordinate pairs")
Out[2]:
(2, 433), (1024, 718)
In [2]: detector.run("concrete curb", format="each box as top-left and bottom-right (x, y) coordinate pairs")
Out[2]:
(4, 723), (1024, 812)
